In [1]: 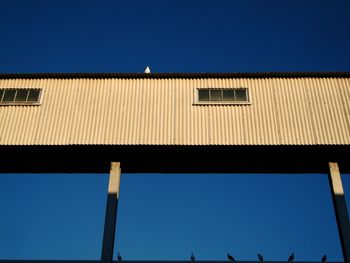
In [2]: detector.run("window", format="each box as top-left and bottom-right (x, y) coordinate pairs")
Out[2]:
(0, 89), (42, 105)
(196, 88), (249, 104)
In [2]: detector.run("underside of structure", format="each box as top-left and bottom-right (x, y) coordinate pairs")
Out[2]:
(0, 145), (349, 174)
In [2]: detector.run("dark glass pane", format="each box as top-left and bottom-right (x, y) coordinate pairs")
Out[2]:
(15, 89), (29, 102)
(210, 90), (222, 101)
(27, 89), (41, 102)
(223, 90), (235, 101)
(235, 89), (247, 101)
(2, 90), (16, 102)
(0, 90), (4, 101)
(198, 90), (209, 101)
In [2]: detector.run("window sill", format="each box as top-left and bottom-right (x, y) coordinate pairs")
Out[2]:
(193, 101), (252, 105)
(0, 102), (42, 106)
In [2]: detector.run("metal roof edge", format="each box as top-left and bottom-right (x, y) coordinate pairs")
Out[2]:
(1, 72), (350, 79)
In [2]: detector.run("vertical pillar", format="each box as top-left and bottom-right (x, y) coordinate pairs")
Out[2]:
(101, 162), (121, 263)
(328, 162), (350, 263)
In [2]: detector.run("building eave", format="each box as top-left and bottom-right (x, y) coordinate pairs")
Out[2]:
(1, 71), (350, 79)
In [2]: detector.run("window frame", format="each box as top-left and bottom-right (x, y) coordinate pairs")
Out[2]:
(0, 88), (43, 106)
(193, 88), (251, 105)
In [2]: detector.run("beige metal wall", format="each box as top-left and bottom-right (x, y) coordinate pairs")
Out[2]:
(0, 77), (349, 145)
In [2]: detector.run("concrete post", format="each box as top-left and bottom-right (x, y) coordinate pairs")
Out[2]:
(101, 162), (121, 263)
(328, 162), (350, 263)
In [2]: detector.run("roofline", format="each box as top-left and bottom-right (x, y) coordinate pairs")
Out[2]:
(1, 72), (350, 79)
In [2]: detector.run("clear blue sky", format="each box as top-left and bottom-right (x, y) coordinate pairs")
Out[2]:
(0, 0), (350, 73)
(0, 0), (350, 261)
(0, 173), (349, 261)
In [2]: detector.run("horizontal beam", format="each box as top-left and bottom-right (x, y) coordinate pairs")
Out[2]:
(1, 145), (350, 174)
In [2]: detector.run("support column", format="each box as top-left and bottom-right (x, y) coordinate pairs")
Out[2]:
(328, 162), (350, 263)
(101, 162), (121, 263)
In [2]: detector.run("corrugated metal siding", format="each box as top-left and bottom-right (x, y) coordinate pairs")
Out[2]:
(0, 77), (349, 146)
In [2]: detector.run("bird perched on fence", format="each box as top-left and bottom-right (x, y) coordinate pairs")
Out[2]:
(258, 253), (264, 262)
(288, 253), (295, 262)
(117, 252), (122, 261)
(191, 252), (195, 262)
(227, 253), (235, 261)
(321, 254), (327, 262)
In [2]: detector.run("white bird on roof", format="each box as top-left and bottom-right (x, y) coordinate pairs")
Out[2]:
(144, 66), (151, 73)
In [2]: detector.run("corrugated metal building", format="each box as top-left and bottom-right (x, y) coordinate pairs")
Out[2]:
(1, 72), (349, 146)
(0, 72), (349, 174)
